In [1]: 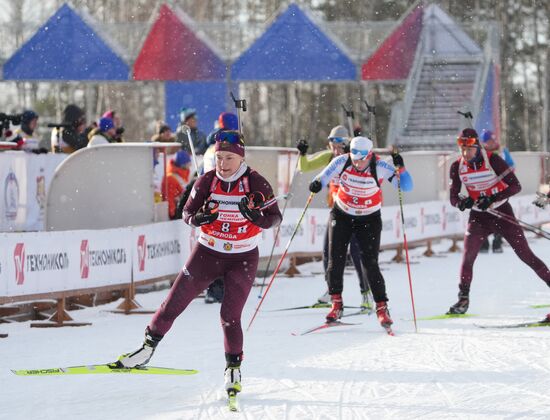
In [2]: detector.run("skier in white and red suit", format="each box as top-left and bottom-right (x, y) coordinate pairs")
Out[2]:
(447, 128), (550, 315)
(308, 136), (413, 329)
(118, 130), (282, 396)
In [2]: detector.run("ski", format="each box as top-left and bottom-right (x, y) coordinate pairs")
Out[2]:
(475, 318), (550, 329)
(410, 313), (478, 321)
(12, 363), (198, 376)
(228, 390), (239, 412)
(270, 303), (360, 312)
(529, 304), (550, 309)
(292, 320), (359, 336)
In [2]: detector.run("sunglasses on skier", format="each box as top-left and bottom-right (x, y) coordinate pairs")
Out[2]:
(329, 137), (346, 144)
(350, 148), (370, 158)
(214, 130), (244, 145)
(456, 137), (478, 147)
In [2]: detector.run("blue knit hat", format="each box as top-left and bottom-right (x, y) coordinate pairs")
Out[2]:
(174, 151), (191, 167)
(99, 117), (114, 132)
(481, 130), (494, 143)
(218, 112), (238, 130)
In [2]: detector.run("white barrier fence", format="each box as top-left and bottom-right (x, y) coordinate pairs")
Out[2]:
(1, 195), (549, 301)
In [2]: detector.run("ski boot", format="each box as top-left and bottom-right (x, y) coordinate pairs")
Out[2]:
(117, 327), (163, 368)
(224, 353), (242, 393)
(479, 237), (489, 254)
(361, 291), (374, 314)
(325, 294), (343, 322)
(447, 290), (470, 315)
(317, 290), (331, 305)
(375, 302), (393, 327)
(492, 234), (503, 253)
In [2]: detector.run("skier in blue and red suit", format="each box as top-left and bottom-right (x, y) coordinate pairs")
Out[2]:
(448, 128), (550, 316)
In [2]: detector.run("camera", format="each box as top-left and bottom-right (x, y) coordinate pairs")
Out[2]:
(0, 113), (23, 141)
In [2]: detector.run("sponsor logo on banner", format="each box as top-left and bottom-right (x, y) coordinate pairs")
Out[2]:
(138, 235), (181, 272)
(80, 239), (127, 279)
(14, 243), (25, 285)
(80, 240), (90, 279)
(13, 243), (69, 284)
(36, 173), (46, 216)
(137, 235), (147, 272)
(4, 169), (19, 221)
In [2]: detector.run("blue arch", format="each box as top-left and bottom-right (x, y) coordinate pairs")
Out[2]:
(3, 4), (129, 80)
(231, 4), (356, 81)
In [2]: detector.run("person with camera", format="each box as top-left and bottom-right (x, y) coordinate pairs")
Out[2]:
(297, 125), (374, 312)
(308, 136), (413, 330)
(117, 130), (282, 400)
(102, 110), (125, 142)
(50, 104), (88, 153)
(15, 110), (42, 152)
(447, 128), (550, 316)
(176, 108), (207, 155)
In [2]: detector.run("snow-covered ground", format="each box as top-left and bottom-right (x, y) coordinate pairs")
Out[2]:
(2, 236), (550, 419)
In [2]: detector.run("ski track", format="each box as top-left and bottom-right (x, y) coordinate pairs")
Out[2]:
(2, 237), (550, 419)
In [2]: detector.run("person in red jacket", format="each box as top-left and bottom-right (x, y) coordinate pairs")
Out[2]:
(117, 130), (282, 400)
(447, 128), (550, 316)
(162, 151), (192, 219)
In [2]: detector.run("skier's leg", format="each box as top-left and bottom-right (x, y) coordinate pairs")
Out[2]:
(219, 248), (259, 356)
(316, 218), (331, 304)
(326, 209), (353, 295)
(149, 245), (222, 336)
(350, 233), (369, 294)
(497, 206), (550, 284)
(354, 214), (385, 302)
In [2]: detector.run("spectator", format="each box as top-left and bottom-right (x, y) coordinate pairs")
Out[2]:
(161, 150), (192, 219)
(51, 104), (87, 153)
(102, 110), (125, 142)
(176, 107), (207, 155)
(17, 110), (41, 151)
(203, 112), (239, 173)
(152, 121), (179, 155)
(87, 117), (116, 147)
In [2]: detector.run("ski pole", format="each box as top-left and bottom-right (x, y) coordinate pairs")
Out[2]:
(392, 146), (418, 332)
(247, 192), (315, 331)
(258, 192), (293, 212)
(182, 124), (199, 175)
(341, 104), (355, 138)
(363, 99), (377, 148)
(487, 208), (550, 240)
(257, 155), (300, 298)
(230, 91), (247, 134)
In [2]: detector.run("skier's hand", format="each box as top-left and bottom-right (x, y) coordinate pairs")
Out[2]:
(309, 179), (322, 193)
(457, 194), (474, 211)
(476, 195), (495, 211)
(392, 153), (404, 168)
(194, 200), (219, 225)
(533, 192), (549, 209)
(296, 138), (309, 156)
(238, 195), (262, 223)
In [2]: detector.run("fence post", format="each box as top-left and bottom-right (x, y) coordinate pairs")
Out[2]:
(31, 297), (91, 328)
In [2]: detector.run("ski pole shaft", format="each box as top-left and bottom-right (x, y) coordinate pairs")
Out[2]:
(341, 104), (355, 138)
(257, 156), (300, 298)
(393, 147), (418, 332)
(247, 192), (315, 331)
(182, 125), (199, 174)
(487, 208), (550, 240)
(258, 193), (293, 212)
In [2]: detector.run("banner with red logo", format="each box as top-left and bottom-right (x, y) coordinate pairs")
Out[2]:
(131, 221), (187, 281)
(1, 228), (131, 297)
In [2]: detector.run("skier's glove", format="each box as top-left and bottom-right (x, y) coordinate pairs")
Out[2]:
(457, 194), (474, 211)
(309, 179), (322, 193)
(296, 138), (309, 156)
(194, 200), (219, 225)
(476, 195), (495, 211)
(238, 193), (264, 223)
(533, 192), (549, 209)
(392, 153), (404, 168)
